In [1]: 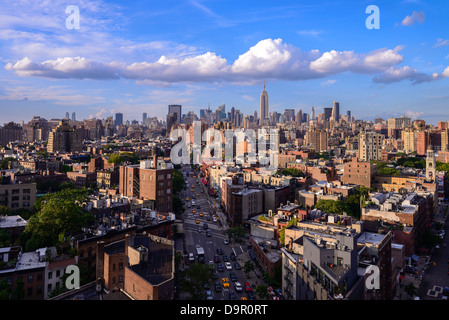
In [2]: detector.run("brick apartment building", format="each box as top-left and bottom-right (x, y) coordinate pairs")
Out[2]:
(97, 233), (174, 300)
(119, 156), (173, 213)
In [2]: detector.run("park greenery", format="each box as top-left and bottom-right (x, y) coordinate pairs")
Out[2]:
(107, 152), (139, 165)
(20, 188), (94, 252)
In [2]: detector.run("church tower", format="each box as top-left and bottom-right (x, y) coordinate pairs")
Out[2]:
(426, 145), (436, 181)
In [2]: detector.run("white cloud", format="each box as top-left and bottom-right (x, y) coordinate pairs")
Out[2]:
(434, 38), (449, 48)
(401, 11), (425, 26)
(373, 66), (449, 85)
(5, 38), (447, 86)
(405, 110), (424, 119)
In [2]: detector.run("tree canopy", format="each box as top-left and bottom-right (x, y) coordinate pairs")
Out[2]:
(22, 189), (94, 251)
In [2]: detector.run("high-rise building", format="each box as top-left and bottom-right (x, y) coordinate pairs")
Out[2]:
(65, 112), (70, 119)
(305, 128), (328, 152)
(142, 112), (147, 124)
(358, 131), (383, 162)
(323, 107), (332, 121)
(260, 81), (269, 123)
(311, 106), (315, 121)
(115, 113), (123, 126)
(0, 122), (23, 145)
(71, 112), (76, 121)
(119, 153), (174, 213)
(168, 105), (182, 124)
(47, 119), (83, 153)
(331, 101), (340, 123)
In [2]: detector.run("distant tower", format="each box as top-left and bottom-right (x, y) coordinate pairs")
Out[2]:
(143, 112), (147, 123)
(71, 112), (76, 121)
(332, 101), (340, 123)
(311, 106), (315, 121)
(260, 81), (269, 123)
(426, 145), (436, 181)
(65, 112), (70, 119)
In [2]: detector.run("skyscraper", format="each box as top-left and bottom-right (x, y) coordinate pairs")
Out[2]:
(311, 106), (315, 120)
(260, 81), (269, 123)
(115, 113), (123, 126)
(71, 112), (76, 121)
(332, 101), (340, 123)
(143, 112), (147, 123)
(168, 105), (182, 124)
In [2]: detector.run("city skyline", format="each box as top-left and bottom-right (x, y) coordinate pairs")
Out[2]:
(1, 1), (449, 125)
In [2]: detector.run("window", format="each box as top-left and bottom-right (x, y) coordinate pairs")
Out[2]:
(48, 271), (53, 279)
(28, 275), (33, 283)
(119, 262), (123, 271)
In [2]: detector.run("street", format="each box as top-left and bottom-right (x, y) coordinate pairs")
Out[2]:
(176, 165), (259, 300)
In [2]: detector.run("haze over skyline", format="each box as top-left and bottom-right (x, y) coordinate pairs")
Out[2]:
(1, 0), (449, 125)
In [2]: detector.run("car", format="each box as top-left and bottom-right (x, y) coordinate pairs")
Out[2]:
(217, 248), (224, 255)
(206, 229), (212, 237)
(214, 282), (222, 292)
(197, 227), (202, 233)
(223, 255), (229, 262)
(224, 239), (229, 245)
(229, 272), (238, 282)
(235, 282), (243, 292)
(186, 197), (189, 201)
(214, 255), (221, 263)
(221, 278), (229, 288)
(230, 253), (236, 261)
(443, 287), (449, 296)
(212, 271), (218, 279)
(203, 222), (208, 229)
(217, 263), (224, 272)
(244, 282), (252, 292)
(192, 210), (197, 214)
(188, 253), (195, 263)
(206, 290), (214, 300)
(197, 204), (201, 209)
(196, 193), (200, 197)
(195, 219), (200, 224)
(248, 290), (256, 300)
(234, 262), (241, 270)
(225, 262), (232, 270)
(229, 291), (237, 300)
(200, 212), (204, 217)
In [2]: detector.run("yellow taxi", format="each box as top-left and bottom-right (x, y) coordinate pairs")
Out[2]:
(195, 219), (200, 224)
(192, 210), (197, 214)
(221, 278), (229, 288)
(186, 197), (189, 201)
(199, 212), (204, 217)
(240, 297), (247, 300)
(196, 193), (200, 197)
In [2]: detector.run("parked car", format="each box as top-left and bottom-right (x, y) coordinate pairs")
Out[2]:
(217, 248), (224, 255)
(235, 262), (241, 270)
(206, 290), (214, 300)
(225, 262), (232, 270)
(217, 263), (224, 272)
(229, 272), (238, 282)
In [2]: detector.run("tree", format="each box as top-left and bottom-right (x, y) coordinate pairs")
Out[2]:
(404, 283), (417, 299)
(279, 168), (305, 178)
(244, 260), (255, 275)
(107, 152), (139, 165)
(22, 189), (94, 251)
(173, 169), (186, 195)
(180, 263), (214, 299)
(225, 225), (246, 243)
(279, 217), (298, 246)
(173, 195), (185, 216)
(255, 284), (269, 299)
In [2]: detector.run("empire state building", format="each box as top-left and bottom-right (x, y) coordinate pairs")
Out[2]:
(260, 81), (269, 124)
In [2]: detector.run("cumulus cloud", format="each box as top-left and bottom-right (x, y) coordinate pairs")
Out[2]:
(5, 38), (448, 86)
(5, 57), (121, 79)
(373, 66), (449, 85)
(401, 11), (425, 26)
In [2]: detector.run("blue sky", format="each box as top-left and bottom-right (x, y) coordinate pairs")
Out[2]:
(1, 0), (449, 125)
